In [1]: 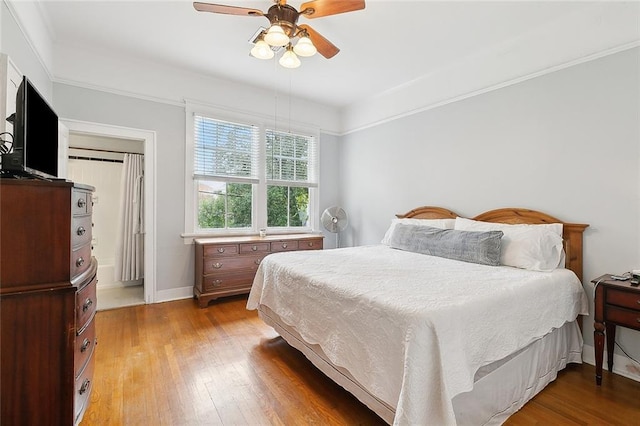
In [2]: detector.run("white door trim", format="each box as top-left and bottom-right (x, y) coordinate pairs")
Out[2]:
(60, 118), (157, 304)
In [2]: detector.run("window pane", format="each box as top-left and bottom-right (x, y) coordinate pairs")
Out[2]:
(290, 186), (309, 227)
(194, 116), (259, 180)
(281, 158), (294, 180)
(227, 183), (252, 228)
(267, 185), (288, 227)
(267, 185), (309, 228)
(297, 158), (307, 180)
(197, 180), (252, 229)
(197, 181), (226, 229)
(266, 129), (315, 185)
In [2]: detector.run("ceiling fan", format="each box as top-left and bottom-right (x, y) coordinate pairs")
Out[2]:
(193, 0), (365, 67)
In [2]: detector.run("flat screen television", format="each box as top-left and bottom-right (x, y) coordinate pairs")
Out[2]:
(2, 76), (59, 179)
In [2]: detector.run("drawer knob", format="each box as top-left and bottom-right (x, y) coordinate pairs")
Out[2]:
(79, 379), (91, 395)
(217, 247), (225, 253)
(252, 245), (258, 251)
(82, 298), (93, 312)
(213, 262), (222, 269)
(77, 198), (86, 208)
(76, 257), (85, 267)
(81, 338), (91, 353)
(213, 279), (222, 287)
(77, 226), (86, 236)
(255, 258), (261, 265)
(282, 243), (288, 249)
(308, 242), (313, 247)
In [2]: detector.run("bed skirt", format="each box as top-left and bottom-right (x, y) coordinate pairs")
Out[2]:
(257, 304), (583, 425)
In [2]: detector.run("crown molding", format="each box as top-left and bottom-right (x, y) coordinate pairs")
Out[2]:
(339, 41), (640, 136)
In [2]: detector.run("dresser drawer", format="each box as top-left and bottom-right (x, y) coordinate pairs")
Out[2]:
(605, 305), (640, 330)
(271, 240), (299, 252)
(203, 244), (239, 257)
(203, 255), (263, 274)
(71, 244), (92, 278)
(75, 317), (96, 380)
(297, 238), (323, 250)
(204, 271), (255, 292)
(239, 242), (270, 254)
(606, 288), (640, 311)
(71, 215), (92, 249)
(72, 190), (92, 216)
(76, 277), (97, 331)
(74, 350), (95, 424)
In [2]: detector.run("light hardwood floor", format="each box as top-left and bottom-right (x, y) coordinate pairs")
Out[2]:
(80, 296), (640, 425)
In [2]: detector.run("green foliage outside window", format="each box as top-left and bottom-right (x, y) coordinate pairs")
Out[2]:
(198, 183), (252, 229)
(198, 183), (309, 229)
(267, 186), (309, 227)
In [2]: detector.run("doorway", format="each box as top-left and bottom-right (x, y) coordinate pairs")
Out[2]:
(61, 119), (156, 310)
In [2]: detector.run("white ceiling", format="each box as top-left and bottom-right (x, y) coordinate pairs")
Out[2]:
(17, 1), (640, 110)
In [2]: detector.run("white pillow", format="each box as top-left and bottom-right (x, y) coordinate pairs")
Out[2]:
(381, 218), (456, 245)
(454, 217), (564, 272)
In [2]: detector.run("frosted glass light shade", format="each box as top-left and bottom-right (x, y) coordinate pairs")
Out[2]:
(250, 40), (274, 59)
(279, 49), (301, 68)
(293, 36), (316, 57)
(264, 25), (289, 47)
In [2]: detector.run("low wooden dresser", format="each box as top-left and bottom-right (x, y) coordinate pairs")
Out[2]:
(0, 179), (98, 425)
(592, 274), (640, 385)
(194, 234), (324, 307)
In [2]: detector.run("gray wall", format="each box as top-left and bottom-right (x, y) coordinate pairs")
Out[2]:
(1, 2), (51, 101)
(318, 132), (341, 248)
(339, 47), (640, 361)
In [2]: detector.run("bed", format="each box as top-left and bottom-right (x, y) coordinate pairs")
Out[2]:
(247, 207), (589, 425)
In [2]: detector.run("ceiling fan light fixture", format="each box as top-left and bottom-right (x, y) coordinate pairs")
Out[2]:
(250, 39), (274, 59)
(264, 24), (289, 47)
(293, 36), (316, 57)
(279, 46), (301, 68)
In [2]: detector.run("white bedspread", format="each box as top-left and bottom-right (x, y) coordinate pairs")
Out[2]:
(246, 245), (588, 425)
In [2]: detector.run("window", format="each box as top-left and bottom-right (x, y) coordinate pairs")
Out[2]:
(266, 129), (315, 228)
(193, 116), (259, 230)
(185, 105), (318, 237)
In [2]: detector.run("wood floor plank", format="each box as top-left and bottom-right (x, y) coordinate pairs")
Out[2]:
(80, 296), (640, 425)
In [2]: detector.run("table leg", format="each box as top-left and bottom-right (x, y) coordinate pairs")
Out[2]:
(594, 321), (605, 385)
(606, 322), (616, 372)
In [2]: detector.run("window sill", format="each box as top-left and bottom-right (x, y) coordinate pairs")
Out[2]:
(181, 229), (320, 244)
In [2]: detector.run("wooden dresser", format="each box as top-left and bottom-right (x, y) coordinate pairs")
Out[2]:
(194, 234), (324, 307)
(0, 178), (98, 425)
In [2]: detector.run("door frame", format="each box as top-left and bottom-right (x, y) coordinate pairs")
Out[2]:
(60, 118), (157, 304)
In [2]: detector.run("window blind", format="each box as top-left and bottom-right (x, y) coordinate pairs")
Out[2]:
(194, 115), (260, 183)
(266, 129), (317, 188)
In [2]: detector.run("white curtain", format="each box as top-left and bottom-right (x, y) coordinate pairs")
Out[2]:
(114, 153), (144, 281)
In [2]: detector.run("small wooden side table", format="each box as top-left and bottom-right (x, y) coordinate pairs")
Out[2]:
(592, 274), (640, 385)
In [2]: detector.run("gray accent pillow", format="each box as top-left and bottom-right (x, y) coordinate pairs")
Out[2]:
(388, 223), (504, 266)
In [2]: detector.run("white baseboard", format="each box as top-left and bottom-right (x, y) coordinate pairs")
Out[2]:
(582, 344), (640, 383)
(97, 280), (143, 290)
(155, 286), (194, 303)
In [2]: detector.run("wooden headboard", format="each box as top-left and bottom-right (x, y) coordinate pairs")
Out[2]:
(397, 206), (588, 282)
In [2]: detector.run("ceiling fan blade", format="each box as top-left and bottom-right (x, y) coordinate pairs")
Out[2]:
(300, 0), (365, 19)
(193, 2), (264, 17)
(298, 24), (339, 59)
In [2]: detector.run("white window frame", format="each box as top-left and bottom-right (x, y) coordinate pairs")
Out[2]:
(184, 101), (319, 239)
